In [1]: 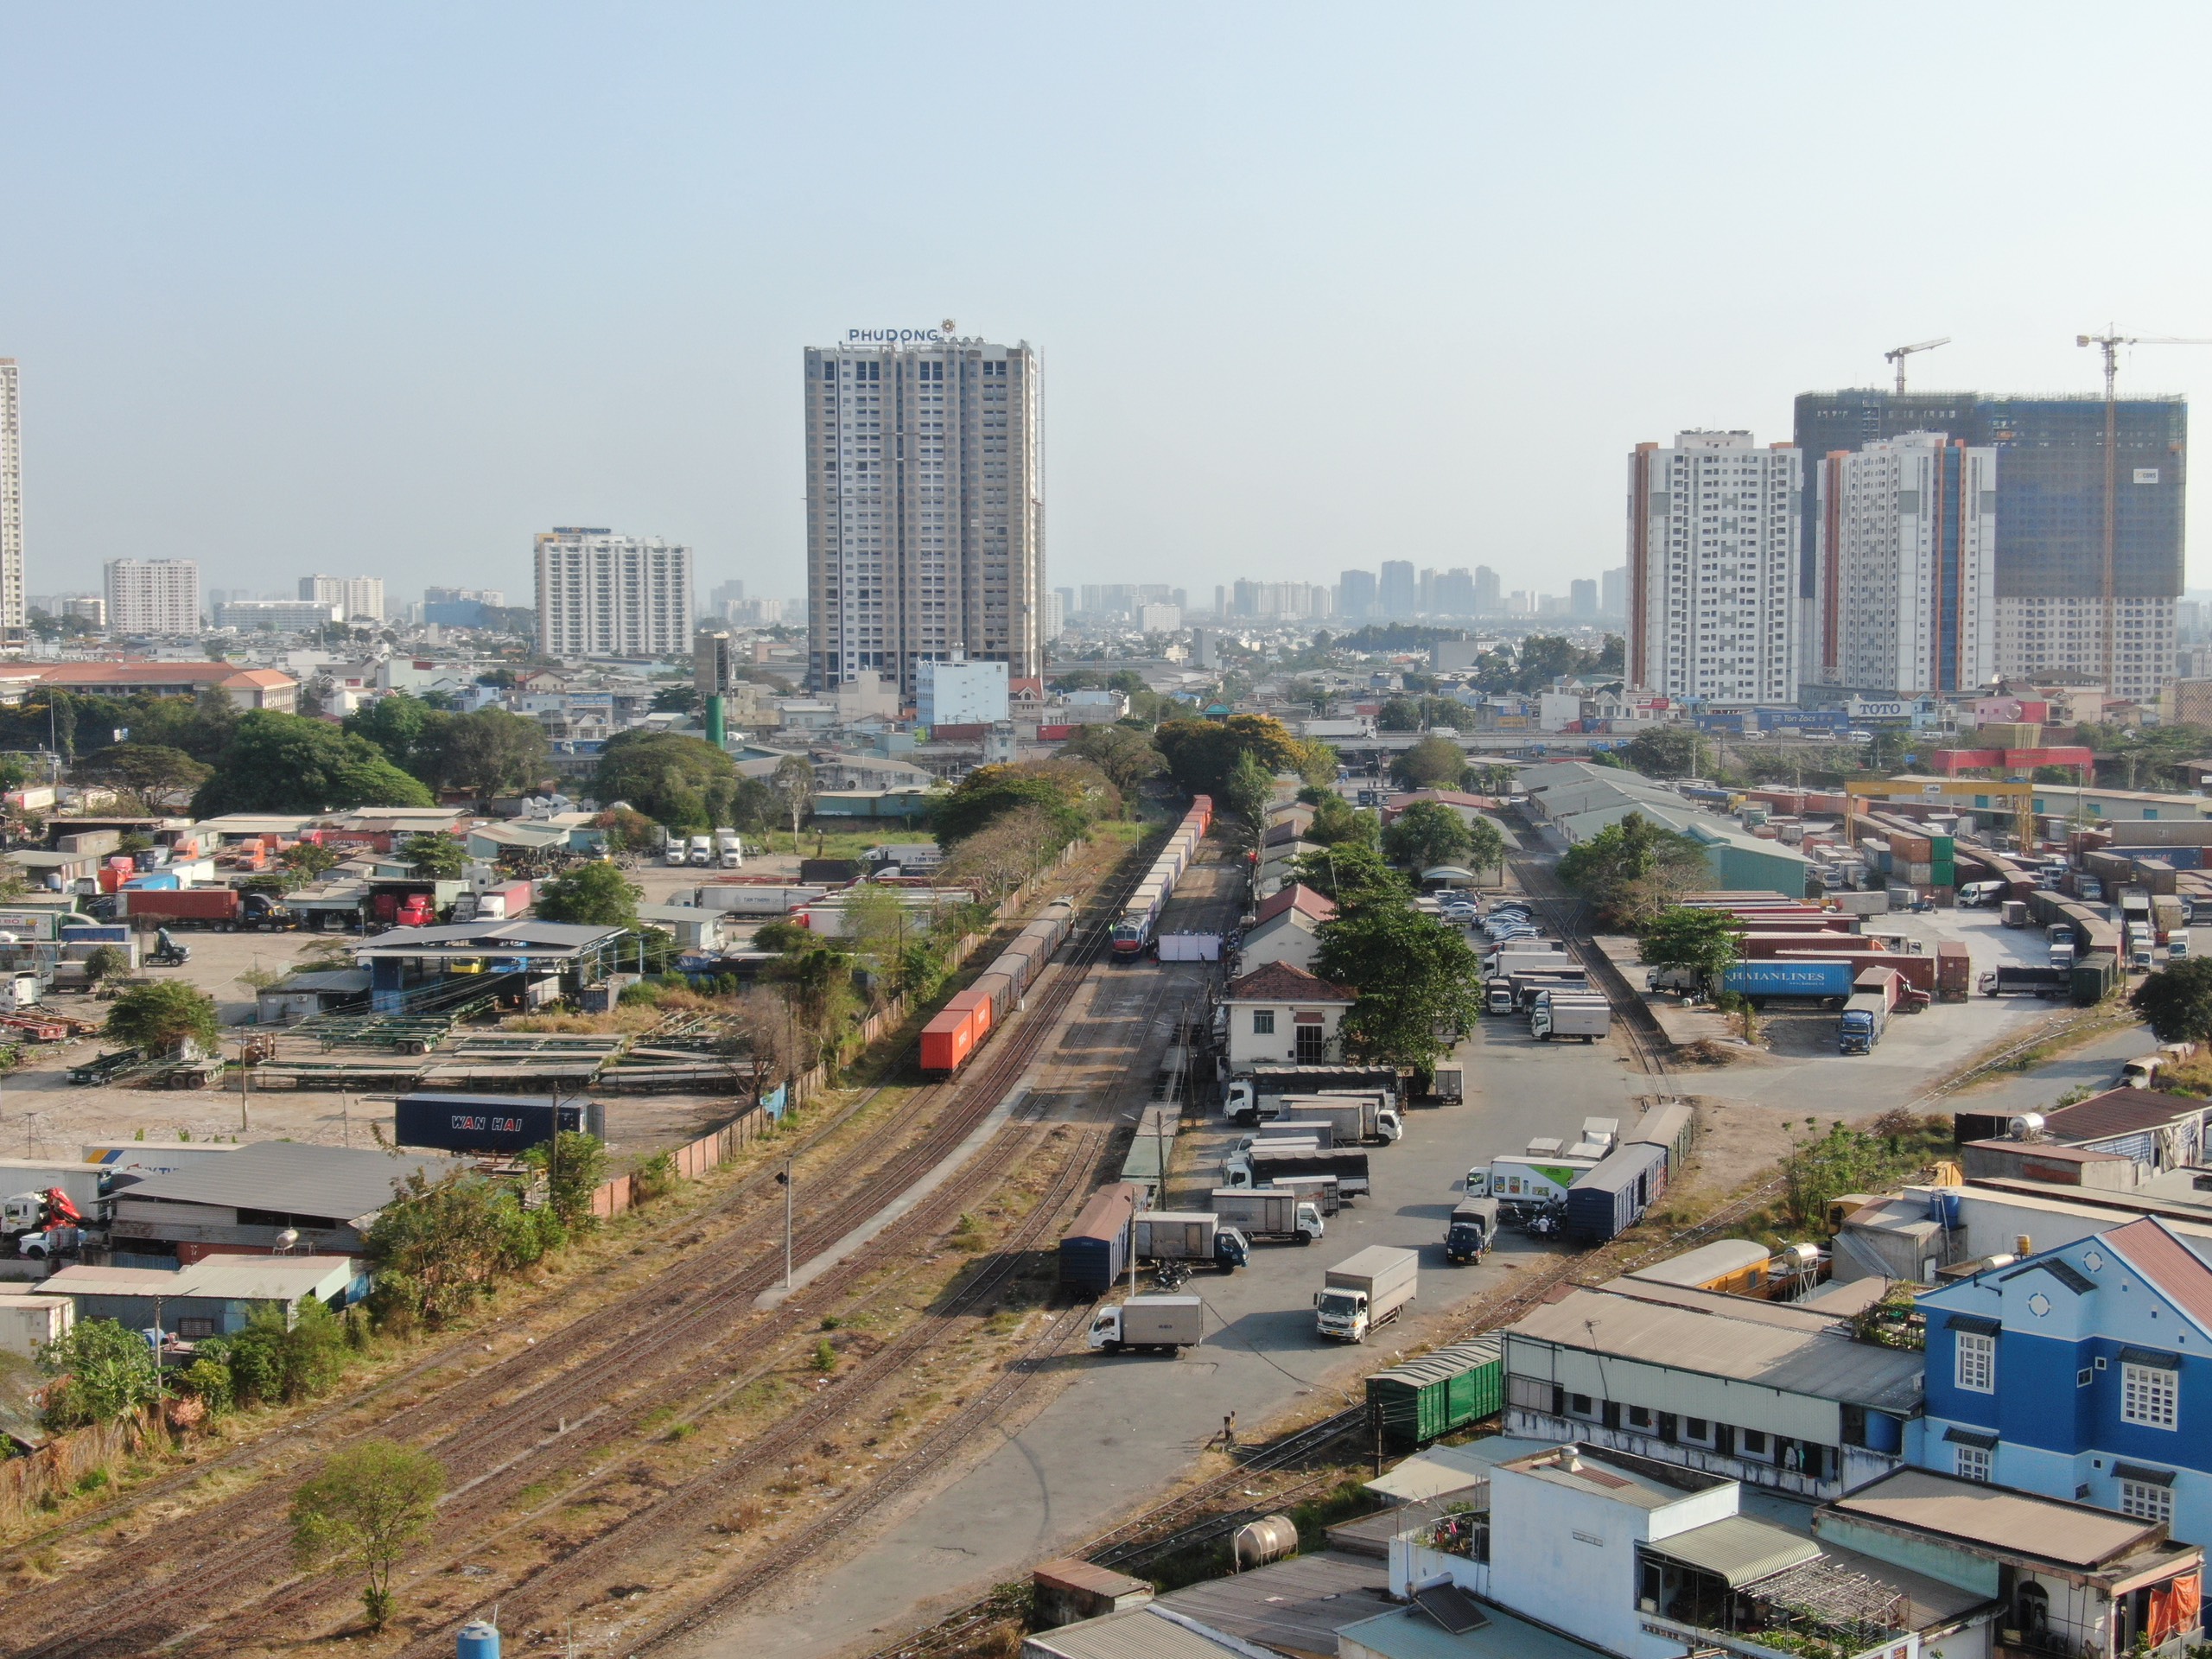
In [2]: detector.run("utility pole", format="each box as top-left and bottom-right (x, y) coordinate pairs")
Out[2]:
(776, 1162), (793, 1289)
(2076, 329), (2212, 693)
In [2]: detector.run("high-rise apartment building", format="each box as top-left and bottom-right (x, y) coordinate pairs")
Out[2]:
(1795, 389), (2185, 702)
(533, 528), (695, 658)
(105, 558), (202, 637)
(804, 335), (1043, 694)
(1337, 569), (1377, 622)
(1570, 579), (1599, 618)
(1473, 566), (1502, 614)
(220, 599), (342, 632)
(1813, 433), (1995, 696)
(1433, 568), (1477, 615)
(1625, 431), (1801, 703)
(1600, 565), (1627, 618)
(1378, 560), (1418, 618)
(1042, 588), (1066, 639)
(299, 574), (385, 621)
(0, 360), (22, 648)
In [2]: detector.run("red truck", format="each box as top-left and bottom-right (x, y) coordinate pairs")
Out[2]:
(118, 887), (296, 931)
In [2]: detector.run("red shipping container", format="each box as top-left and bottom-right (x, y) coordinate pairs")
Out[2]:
(1774, 948), (1936, 992)
(945, 987), (994, 1042)
(919, 1004), (980, 1076)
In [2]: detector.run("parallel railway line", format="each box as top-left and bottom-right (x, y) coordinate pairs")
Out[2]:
(3, 840), (1166, 1659)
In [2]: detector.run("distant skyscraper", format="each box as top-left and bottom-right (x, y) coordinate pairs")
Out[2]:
(1570, 579), (1598, 618)
(1433, 568), (1477, 614)
(1473, 566), (1502, 614)
(1814, 432), (1995, 696)
(805, 335), (1043, 694)
(1626, 430), (1801, 703)
(1043, 589), (1065, 638)
(1796, 388), (2185, 702)
(0, 360), (21, 647)
(1600, 565), (1627, 617)
(709, 578), (747, 609)
(533, 528), (695, 658)
(1337, 569), (1377, 621)
(299, 574), (385, 622)
(1378, 561), (1418, 618)
(105, 558), (202, 637)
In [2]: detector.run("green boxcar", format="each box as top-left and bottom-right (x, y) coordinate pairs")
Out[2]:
(1365, 1337), (1503, 1451)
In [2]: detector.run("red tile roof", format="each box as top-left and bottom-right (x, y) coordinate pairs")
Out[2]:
(1224, 961), (1354, 1003)
(2103, 1217), (2212, 1337)
(1252, 884), (1336, 928)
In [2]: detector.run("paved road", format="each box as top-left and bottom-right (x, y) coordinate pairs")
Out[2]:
(685, 878), (2179, 1659)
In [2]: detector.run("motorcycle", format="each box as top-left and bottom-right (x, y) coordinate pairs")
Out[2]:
(1522, 1203), (1567, 1241)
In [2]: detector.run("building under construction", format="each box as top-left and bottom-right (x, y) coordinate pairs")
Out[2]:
(1794, 389), (2187, 702)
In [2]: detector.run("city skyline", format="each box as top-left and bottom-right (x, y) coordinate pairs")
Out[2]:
(3, 11), (2210, 611)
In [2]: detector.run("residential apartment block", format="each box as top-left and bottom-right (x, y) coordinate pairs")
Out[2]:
(0, 360), (22, 648)
(104, 558), (201, 637)
(1796, 389), (2187, 702)
(1625, 431), (1801, 703)
(533, 528), (694, 659)
(298, 575), (385, 622)
(804, 336), (1043, 696)
(1813, 432), (1996, 696)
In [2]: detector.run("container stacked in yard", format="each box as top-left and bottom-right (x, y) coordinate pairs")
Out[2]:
(1564, 1140), (1668, 1243)
(1737, 931), (1889, 958)
(1719, 960), (1860, 1005)
(1118, 1107), (1181, 1203)
(917, 898), (1074, 1077)
(1769, 949), (1937, 994)
(1366, 1337), (1503, 1451)
(1936, 941), (1971, 1001)
(1059, 1181), (1140, 1295)
(1111, 795), (1212, 959)
(1626, 1100), (1695, 1173)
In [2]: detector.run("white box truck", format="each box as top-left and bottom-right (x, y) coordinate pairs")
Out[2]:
(1222, 1065), (1400, 1126)
(1270, 1092), (1403, 1145)
(664, 833), (690, 867)
(688, 835), (715, 867)
(1314, 1245), (1418, 1342)
(1530, 999), (1611, 1043)
(1221, 1145), (1371, 1198)
(1208, 1187), (1325, 1244)
(1133, 1211), (1249, 1270)
(715, 829), (742, 868)
(1086, 1294), (1203, 1354)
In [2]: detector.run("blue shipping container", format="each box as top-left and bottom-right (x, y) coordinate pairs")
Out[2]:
(1058, 1182), (1137, 1296)
(120, 872), (181, 890)
(1721, 960), (1858, 1003)
(1565, 1142), (1668, 1244)
(60, 925), (130, 943)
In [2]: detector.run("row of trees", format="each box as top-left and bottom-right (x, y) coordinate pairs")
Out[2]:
(1299, 842), (1484, 1078)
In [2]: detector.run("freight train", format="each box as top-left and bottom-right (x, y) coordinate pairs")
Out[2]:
(1111, 796), (1214, 959)
(917, 898), (1077, 1077)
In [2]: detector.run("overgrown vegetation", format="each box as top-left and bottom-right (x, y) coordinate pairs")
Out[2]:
(1776, 1113), (1951, 1231)
(1557, 812), (1710, 926)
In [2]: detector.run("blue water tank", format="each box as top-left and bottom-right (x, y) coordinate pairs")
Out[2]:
(455, 1623), (499, 1659)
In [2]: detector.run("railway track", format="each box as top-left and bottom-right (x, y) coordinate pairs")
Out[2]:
(858, 850), (1725, 1657)
(1, 841), (1165, 1659)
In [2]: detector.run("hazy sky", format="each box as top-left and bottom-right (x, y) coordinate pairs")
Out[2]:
(5, 5), (2210, 608)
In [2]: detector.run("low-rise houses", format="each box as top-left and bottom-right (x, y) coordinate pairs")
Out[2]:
(1218, 962), (1354, 1068)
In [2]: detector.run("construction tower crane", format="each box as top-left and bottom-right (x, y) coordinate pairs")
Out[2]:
(2075, 329), (2212, 691)
(1884, 337), (1951, 395)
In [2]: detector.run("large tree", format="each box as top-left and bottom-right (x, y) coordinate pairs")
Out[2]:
(74, 742), (211, 804)
(1306, 792), (1379, 849)
(403, 831), (467, 881)
(1314, 906), (1483, 1077)
(1391, 735), (1465, 791)
(932, 760), (1110, 849)
(2132, 958), (2212, 1043)
(291, 1441), (447, 1633)
(105, 982), (222, 1058)
(1220, 750), (1276, 846)
(1639, 906), (1746, 986)
(1381, 800), (1475, 871)
(343, 694), (437, 775)
(1619, 726), (1710, 780)
(1059, 724), (1166, 798)
(192, 711), (435, 816)
(769, 755), (817, 852)
(424, 708), (548, 799)
(1555, 812), (1711, 926)
(592, 728), (744, 835)
(534, 861), (640, 928)
(1153, 714), (1305, 796)
(1288, 842), (1411, 909)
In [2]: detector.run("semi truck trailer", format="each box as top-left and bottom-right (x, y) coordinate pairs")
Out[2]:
(1222, 1065), (1401, 1126)
(118, 888), (296, 931)
(1220, 1145), (1371, 1198)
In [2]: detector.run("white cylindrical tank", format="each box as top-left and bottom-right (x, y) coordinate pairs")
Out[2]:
(1233, 1515), (1298, 1570)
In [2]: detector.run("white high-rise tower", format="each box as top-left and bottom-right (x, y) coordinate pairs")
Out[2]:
(0, 360), (23, 647)
(1626, 430), (1802, 704)
(804, 331), (1044, 695)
